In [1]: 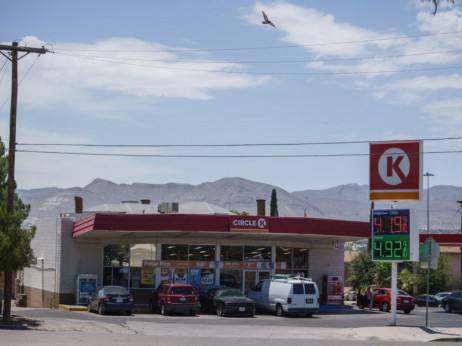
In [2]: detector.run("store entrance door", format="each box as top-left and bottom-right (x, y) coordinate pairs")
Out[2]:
(243, 270), (256, 294)
(243, 270), (272, 294)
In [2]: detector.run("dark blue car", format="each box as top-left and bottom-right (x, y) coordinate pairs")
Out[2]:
(88, 286), (133, 315)
(441, 291), (462, 313)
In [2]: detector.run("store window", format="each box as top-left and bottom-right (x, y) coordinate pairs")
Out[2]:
(274, 247), (309, 277)
(103, 244), (130, 287)
(161, 244), (188, 260)
(244, 246), (271, 262)
(188, 245), (215, 261)
(112, 267), (129, 288)
(220, 245), (243, 261)
(130, 244), (155, 266)
(294, 248), (309, 269)
(104, 244), (129, 266)
(220, 269), (242, 288)
(129, 267), (155, 288)
(293, 248), (309, 278)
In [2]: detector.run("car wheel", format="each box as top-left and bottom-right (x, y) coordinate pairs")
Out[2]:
(444, 303), (452, 313)
(404, 310), (410, 314)
(190, 309), (196, 316)
(276, 304), (284, 317)
(306, 313), (313, 317)
(381, 302), (390, 312)
(98, 303), (105, 315)
(161, 304), (168, 316)
(216, 304), (224, 317)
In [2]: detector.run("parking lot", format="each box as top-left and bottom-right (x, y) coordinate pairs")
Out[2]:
(2, 304), (462, 345)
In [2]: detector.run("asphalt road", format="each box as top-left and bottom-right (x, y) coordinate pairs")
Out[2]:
(1, 305), (461, 345)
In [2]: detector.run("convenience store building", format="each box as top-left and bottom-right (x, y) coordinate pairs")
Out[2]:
(20, 200), (370, 308)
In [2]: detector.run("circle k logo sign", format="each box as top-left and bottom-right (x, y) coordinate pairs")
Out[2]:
(369, 141), (422, 201)
(230, 216), (269, 233)
(378, 148), (410, 185)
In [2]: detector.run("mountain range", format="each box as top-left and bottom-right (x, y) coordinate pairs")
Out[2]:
(17, 177), (462, 232)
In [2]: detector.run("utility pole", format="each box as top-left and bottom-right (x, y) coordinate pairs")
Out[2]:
(0, 42), (48, 324)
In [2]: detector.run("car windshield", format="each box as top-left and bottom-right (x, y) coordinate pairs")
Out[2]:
(398, 290), (410, 296)
(217, 289), (244, 297)
(170, 286), (195, 295)
(105, 287), (129, 295)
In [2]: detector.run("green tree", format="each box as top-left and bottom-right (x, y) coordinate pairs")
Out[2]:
(270, 188), (279, 217)
(374, 261), (391, 287)
(349, 250), (375, 294)
(230, 210), (249, 215)
(398, 268), (416, 294)
(409, 253), (451, 294)
(0, 138), (35, 324)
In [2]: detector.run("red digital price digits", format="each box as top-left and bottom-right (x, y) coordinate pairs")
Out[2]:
(373, 215), (408, 234)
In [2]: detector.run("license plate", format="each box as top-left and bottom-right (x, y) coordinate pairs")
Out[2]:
(306, 299), (313, 304)
(404, 300), (409, 303)
(116, 298), (123, 303)
(180, 297), (186, 301)
(239, 307), (245, 312)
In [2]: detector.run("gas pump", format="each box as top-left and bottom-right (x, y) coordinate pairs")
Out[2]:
(322, 275), (343, 305)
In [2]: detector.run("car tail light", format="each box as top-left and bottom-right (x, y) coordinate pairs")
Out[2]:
(129, 296), (134, 302)
(103, 296), (110, 302)
(287, 297), (292, 304)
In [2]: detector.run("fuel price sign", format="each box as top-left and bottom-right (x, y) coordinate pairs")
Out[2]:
(372, 209), (418, 262)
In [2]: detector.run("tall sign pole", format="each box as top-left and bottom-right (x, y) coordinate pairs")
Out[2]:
(0, 42), (48, 324)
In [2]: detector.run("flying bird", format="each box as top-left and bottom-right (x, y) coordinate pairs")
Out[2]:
(261, 10), (276, 28)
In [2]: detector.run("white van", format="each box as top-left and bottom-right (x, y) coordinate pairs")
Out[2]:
(247, 276), (319, 317)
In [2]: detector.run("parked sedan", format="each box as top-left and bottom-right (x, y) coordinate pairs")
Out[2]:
(200, 287), (256, 317)
(372, 288), (415, 314)
(413, 294), (440, 307)
(88, 286), (133, 315)
(441, 291), (462, 313)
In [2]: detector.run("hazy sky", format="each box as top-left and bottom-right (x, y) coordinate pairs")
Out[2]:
(1, 0), (461, 192)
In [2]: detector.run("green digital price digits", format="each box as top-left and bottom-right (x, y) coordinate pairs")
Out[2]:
(373, 239), (409, 260)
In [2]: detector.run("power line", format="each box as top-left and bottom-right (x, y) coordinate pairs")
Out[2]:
(48, 52), (462, 75)
(0, 54), (41, 111)
(54, 48), (462, 65)
(51, 30), (462, 53)
(14, 136), (462, 148)
(15, 149), (462, 158)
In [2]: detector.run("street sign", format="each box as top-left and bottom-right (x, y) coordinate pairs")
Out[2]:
(420, 236), (440, 269)
(370, 141), (423, 200)
(372, 209), (419, 262)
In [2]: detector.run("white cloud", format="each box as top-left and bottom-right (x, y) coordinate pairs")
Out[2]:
(5, 36), (271, 114)
(422, 98), (462, 130)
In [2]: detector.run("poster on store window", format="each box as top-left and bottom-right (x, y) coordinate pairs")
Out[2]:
(174, 268), (188, 284)
(188, 269), (201, 284)
(160, 268), (173, 284)
(201, 270), (214, 285)
(141, 268), (155, 286)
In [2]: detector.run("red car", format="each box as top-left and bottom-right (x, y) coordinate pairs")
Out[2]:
(372, 288), (415, 314)
(149, 283), (197, 316)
